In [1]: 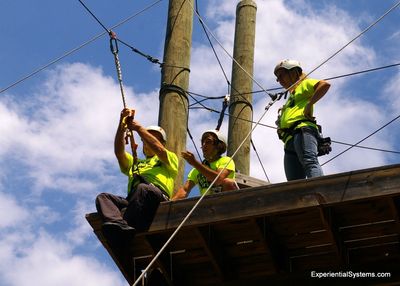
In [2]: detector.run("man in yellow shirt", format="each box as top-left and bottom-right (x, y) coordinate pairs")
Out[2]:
(274, 59), (330, 180)
(173, 130), (237, 200)
(96, 108), (178, 240)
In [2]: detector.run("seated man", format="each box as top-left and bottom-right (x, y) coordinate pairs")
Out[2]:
(172, 130), (237, 200)
(96, 108), (178, 241)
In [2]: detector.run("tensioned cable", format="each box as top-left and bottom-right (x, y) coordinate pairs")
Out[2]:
(251, 62), (400, 96)
(133, 2), (400, 283)
(301, 1), (400, 82)
(195, 0), (230, 89)
(332, 140), (400, 154)
(194, 0), (251, 107)
(321, 114), (400, 166)
(250, 139), (270, 182)
(0, 0), (163, 95)
(79, 0), (166, 67)
(189, 100), (400, 155)
(187, 61), (400, 100)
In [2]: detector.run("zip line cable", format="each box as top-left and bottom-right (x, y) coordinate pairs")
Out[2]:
(0, 0), (163, 95)
(250, 139), (270, 182)
(188, 1), (275, 101)
(250, 62), (400, 97)
(184, 61), (400, 101)
(188, 99), (400, 156)
(324, 62), (400, 81)
(321, 114), (400, 166)
(194, 0), (252, 109)
(332, 140), (400, 155)
(301, 0), (400, 81)
(78, 0), (165, 67)
(79, 0), (144, 161)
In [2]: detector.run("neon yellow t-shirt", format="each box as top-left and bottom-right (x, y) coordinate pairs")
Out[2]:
(120, 150), (178, 198)
(187, 156), (235, 195)
(278, 78), (319, 143)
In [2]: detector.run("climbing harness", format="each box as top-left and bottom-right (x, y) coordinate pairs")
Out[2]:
(109, 31), (138, 162)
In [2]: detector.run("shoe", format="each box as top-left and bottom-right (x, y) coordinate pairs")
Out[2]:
(102, 221), (136, 237)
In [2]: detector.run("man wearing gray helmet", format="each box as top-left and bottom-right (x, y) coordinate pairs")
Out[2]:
(172, 130), (238, 200)
(274, 59), (330, 181)
(96, 108), (178, 242)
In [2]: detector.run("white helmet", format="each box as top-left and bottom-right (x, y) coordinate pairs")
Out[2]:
(202, 130), (227, 145)
(146, 125), (167, 142)
(274, 59), (302, 76)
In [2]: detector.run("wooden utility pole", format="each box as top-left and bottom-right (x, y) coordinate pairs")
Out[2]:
(227, 0), (257, 175)
(159, 0), (194, 188)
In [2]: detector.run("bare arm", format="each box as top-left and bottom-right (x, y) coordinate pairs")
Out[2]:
(304, 80), (331, 120)
(114, 108), (133, 171)
(182, 151), (232, 185)
(172, 180), (195, 201)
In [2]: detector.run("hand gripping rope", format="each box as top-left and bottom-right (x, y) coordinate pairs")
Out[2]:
(109, 31), (138, 162)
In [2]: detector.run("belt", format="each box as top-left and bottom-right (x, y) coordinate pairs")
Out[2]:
(150, 183), (170, 201)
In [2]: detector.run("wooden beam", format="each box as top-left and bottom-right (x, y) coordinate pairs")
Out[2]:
(235, 173), (269, 188)
(150, 164), (400, 232)
(195, 226), (227, 281)
(317, 207), (346, 265)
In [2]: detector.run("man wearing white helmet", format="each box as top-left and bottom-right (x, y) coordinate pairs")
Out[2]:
(274, 59), (330, 180)
(172, 130), (237, 200)
(96, 108), (178, 242)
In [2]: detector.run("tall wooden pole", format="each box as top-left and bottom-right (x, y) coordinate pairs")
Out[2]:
(159, 0), (194, 188)
(227, 0), (257, 175)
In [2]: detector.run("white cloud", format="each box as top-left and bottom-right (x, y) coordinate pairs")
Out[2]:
(0, 231), (125, 286)
(0, 192), (29, 228)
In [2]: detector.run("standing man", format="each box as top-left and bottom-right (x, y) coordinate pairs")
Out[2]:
(274, 59), (330, 181)
(172, 130), (237, 200)
(96, 108), (178, 239)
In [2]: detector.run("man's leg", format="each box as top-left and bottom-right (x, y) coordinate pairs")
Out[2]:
(284, 138), (306, 180)
(96, 192), (135, 243)
(95, 192), (128, 223)
(124, 183), (167, 232)
(294, 129), (323, 178)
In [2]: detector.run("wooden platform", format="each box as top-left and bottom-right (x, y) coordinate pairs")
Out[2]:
(86, 164), (400, 285)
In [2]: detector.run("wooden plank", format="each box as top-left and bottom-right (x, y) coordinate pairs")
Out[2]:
(235, 173), (269, 188)
(290, 251), (341, 271)
(195, 226), (227, 282)
(267, 209), (326, 235)
(340, 221), (398, 242)
(348, 243), (400, 265)
(333, 199), (395, 227)
(150, 164), (400, 232)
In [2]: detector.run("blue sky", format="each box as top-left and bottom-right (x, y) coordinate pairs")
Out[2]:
(0, 0), (399, 285)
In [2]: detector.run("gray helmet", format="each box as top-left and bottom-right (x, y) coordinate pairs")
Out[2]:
(146, 125), (167, 141)
(274, 59), (302, 76)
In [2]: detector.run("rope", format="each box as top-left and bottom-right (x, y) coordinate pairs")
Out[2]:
(250, 139), (270, 182)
